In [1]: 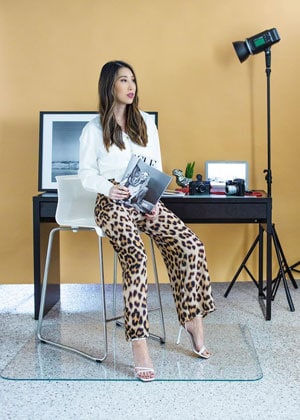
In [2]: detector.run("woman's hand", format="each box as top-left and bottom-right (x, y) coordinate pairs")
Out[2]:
(109, 185), (130, 200)
(145, 204), (159, 220)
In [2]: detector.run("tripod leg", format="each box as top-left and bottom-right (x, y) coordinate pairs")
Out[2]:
(272, 226), (295, 311)
(272, 271), (295, 312)
(271, 269), (281, 300)
(224, 234), (260, 297)
(272, 227), (298, 289)
(289, 260), (300, 274)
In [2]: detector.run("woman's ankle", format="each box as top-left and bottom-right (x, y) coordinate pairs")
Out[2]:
(131, 338), (153, 369)
(185, 316), (205, 350)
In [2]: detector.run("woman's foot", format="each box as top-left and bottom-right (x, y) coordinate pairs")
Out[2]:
(132, 338), (155, 382)
(185, 316), (211, 358)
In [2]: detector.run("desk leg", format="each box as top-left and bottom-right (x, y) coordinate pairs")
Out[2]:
(33, 203), (60, 319)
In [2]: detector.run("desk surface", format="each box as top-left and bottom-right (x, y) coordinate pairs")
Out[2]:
(34, 191), (271, 224)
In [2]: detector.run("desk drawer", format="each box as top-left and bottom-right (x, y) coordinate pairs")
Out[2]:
(164, 201), (268, 223)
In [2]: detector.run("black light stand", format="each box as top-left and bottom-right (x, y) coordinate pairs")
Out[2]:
(260, 47), (297, 309)
(224, 32), (298, 312)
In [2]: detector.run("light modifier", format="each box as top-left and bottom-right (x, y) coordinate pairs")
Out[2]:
(233, 28), (280, 63)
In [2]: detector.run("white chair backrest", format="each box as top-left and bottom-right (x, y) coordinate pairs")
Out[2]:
(55, 175), (98, 228)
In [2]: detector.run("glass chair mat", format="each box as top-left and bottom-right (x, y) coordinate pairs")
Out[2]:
(1, 320), (262, 382)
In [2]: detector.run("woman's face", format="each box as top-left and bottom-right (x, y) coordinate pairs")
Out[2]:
(114, 67), (136, 106)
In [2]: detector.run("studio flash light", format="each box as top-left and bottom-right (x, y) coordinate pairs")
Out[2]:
(233, 28), (280, 63)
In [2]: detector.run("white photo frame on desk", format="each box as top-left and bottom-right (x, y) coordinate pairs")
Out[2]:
(38, 111), (158, 191)
(205, 160), (249, 189)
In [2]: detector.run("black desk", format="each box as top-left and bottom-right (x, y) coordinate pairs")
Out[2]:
(33, 192), (272, 320)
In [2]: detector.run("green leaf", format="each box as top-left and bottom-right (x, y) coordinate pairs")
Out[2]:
(185, 161), (195, 178)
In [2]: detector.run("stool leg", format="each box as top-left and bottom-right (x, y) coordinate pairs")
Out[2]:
(112, 252), (118, 318)
(98, 237), (108, 361)
(149, 237), (166, 344)
(37, 228), (108, 362)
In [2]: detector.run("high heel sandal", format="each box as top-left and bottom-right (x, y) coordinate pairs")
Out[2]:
(132, 338), (155, 382)
(176, 323), (211, 359)
(134, 367), (155, 382)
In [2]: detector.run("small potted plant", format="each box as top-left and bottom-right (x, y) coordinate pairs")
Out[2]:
(185, 161), (195, 181)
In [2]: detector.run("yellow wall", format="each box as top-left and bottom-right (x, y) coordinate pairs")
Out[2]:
(1, 0), (300, 284)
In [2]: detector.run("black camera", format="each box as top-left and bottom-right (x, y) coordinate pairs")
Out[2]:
(189, 175), (210, 195)
(225, 178), (245, 196)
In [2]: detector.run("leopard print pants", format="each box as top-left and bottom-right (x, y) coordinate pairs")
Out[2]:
(95, 194), (215, 341)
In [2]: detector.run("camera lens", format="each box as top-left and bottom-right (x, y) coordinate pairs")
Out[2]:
(226, 185), (238, 195)
(197, 185), (204, 193)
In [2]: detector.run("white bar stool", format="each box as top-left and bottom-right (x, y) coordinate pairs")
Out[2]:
(36, 175), (166, 362)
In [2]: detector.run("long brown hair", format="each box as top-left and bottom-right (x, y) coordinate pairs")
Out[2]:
(98, 60), (148, 151)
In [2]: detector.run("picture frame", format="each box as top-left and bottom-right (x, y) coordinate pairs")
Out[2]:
(38, 111), (158, 191)
(205, 160), (249, 189)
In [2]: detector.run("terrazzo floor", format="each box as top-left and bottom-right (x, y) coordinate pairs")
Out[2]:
(1, 280), (300, 419)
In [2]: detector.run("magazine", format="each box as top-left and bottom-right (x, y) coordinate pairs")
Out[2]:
(119, 155), (172, 213)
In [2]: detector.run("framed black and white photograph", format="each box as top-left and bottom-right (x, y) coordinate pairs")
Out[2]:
(38, 110), (158, 191)
(38, 111), (98, 191)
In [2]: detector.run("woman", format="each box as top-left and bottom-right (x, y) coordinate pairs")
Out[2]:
(79, 60), (215, 382)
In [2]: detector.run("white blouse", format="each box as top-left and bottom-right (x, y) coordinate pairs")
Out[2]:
(78, 111), (162, 196)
